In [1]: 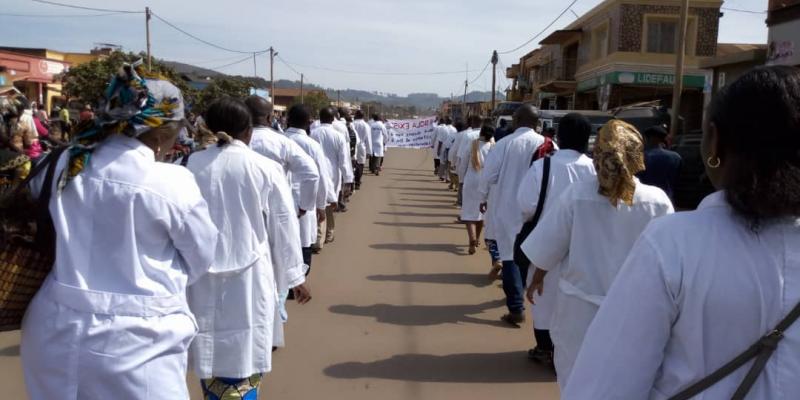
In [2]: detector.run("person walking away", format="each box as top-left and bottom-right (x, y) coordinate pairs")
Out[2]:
(564, 66), (800, 400)
(477, 104), (548, 326)
(431, 118), (446, 174)
(455, 115), (483, 206)
(517, 113), (597, 367)
(441, 120), (463, 189)
(185, 99), (311, 399)
(352, 110), (372, 190)
(437, 117), (455, 183)
(312, 107), (354, 245)
(368, 114), (388, 175)
(461, 124), (495, 254)
(447, 121), (467, 194)
(637, 125), (682, 200)
(523, 119), (673, 388)
(21, 64), (219, 399)
(284, 105), (336, 262)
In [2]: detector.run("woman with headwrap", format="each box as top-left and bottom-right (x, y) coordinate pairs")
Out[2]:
(460, 124), (495, 255)
(523, 119), (674, 389)
(20, 62), (219, 400)
(564, 66), (800, 400)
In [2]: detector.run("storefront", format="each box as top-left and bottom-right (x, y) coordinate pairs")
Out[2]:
(0, 50), (68, 111)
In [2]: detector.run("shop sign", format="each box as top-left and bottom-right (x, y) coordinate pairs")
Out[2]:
(38, 60), (66, 75)
(577, 71), (705, 92)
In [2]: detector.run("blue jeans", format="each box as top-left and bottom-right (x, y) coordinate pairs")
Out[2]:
(485, 239), (500, 263)
(502, 259), (529, 315)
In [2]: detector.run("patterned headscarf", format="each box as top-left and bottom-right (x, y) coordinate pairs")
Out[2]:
(67, 60), (185, 179)
(593, 120), (645, 206)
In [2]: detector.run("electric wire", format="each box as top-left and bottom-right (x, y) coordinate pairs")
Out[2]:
(30, 0), (142, 14)
(150, 12), (272, 54)
(0, 11), (129, 17)
(498, 0), (579, 55)
(209, 54), (257, 71)
(275, 54), (303, 77)
(721, 7), (767, 15)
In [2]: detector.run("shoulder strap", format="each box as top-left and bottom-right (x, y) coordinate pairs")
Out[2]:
(669, 300), (800, 400)
(34, 146), (69, 250)
(530, 157), (551, 226)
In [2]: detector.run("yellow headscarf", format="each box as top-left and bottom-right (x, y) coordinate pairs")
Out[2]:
(593, 120), (645, 206)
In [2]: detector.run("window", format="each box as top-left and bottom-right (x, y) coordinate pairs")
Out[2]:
(647, 19), (677, 54)
(592, 23), (610, 60)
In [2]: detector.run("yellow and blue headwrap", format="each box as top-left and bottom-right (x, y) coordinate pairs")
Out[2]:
(67, 60), (185, 179)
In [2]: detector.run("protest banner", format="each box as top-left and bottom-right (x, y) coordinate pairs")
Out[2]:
(385, 116), (437, 149)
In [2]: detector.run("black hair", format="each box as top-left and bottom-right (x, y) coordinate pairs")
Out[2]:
(320, 107), (335, 123)
(288, 104), (311, 129)
(557, 113), (592, 152)
(453, 121), (465, 132)
(479, 124), (495, 141)
(204, 97), (252, 140)
(444, 117), (453, 125)
(709, 66), (800, 223)
(499, 119), (507, 127)
(371, 113), (381, 121)
(643, 125), (668, 139)
(468, 115), (483, 128)
(354, 110), (365, 119)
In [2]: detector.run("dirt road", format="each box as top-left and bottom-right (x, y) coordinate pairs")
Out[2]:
(0, 148), (558, 399)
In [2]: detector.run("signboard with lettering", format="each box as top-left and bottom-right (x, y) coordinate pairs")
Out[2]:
(577, 71), (706, 92)
(386, 116), (437, 149)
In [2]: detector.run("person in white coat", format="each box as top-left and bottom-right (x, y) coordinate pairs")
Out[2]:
(312, 107), (354, 246)
(564, 66), (800, 400)
(431, 118), (445, 174)
(517, 113), (596, 367)
(477, 104), (547, 326)
(455, 116), (483, 206)
(21, 66), (219, 400)
(352, 110), (372, 190)
(185, 98), (311, 399)
(460, 124), (495, 255)
(524, 119), (673, 389)
(368, 114), (389, 175)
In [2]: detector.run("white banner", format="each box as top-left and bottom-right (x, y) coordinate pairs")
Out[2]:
(385, 116), (437, 149)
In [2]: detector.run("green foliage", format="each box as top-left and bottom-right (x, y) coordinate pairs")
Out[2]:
(193, 77), (252, 114)
(293, 91), (330, 116)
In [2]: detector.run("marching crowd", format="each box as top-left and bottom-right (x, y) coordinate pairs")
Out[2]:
(1, 62), (394, 400)
(432, 66), (800, 399)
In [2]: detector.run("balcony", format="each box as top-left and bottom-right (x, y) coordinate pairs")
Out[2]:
(535, 58), (578, 94)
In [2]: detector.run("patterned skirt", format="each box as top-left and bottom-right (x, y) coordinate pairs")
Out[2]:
(200, 374), (263, 400)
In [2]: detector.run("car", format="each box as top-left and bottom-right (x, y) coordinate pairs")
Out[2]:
(536, 109), (614, 153)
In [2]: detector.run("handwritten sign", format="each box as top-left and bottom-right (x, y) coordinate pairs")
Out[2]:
(385, 116), (437, 149)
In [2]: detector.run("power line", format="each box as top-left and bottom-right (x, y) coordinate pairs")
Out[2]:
(210, 54), (257, 71)
(275, 54), (302, 77)
(498, 0), (579, 55)
(150, 12), (271, 54)
(721, 6), (767, 15)
(0, 11), (129, 17)
(30, 0), (142, 13)
(469, 61), (492, 85)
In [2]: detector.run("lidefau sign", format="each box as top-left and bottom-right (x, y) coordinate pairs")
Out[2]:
(577, 71), (706, 92)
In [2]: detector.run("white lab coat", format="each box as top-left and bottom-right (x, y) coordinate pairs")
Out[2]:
(369, 120), (389, 157)
(460, 139), (493, 221)
(477, 127), (546, 261)
(564, 191), (800, 399)
(311, 123), (354, 195)
(185, 140), (306, 379)
(448, 129), (470, 167)
(21, 135), (218, 400)
(353, 119), (372, 164)
(456, 129), (480, 180)
(332, 118), (351, 147)
(284, 128), (337, 247)
(249, 127), (319, 214)
(518, 149), (596, 331)
(431, 124), (443, 160)
(523, 179), (673, 389)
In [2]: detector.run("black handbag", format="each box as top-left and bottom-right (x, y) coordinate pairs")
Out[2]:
(513, 156), (550, 267)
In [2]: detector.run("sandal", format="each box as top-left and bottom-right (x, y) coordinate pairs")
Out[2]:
(468, 240), (478, 255)
(488, 261), (502, 280)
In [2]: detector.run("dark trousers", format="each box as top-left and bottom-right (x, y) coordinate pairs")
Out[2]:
(302, 247), (312, 275)
(369, 156), (383, 173)
(534, 329), (554, 351)
(502, 259), (529, 315)
(457, 183), (464, 205)
(354, 162), (364, 187)
(434, 158), (440, 173)
(485, 239), (500, 263)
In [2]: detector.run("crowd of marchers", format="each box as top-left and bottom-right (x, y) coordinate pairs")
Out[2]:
(0, 60), (393, 400)
(431, 66), (800, 399)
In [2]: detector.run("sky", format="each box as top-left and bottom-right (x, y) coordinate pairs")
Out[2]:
(1, 0), (770, 96)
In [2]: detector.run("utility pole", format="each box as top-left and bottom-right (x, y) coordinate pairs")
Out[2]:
(491, 50), (499, 112)
(252, 53), (257, 77)
(269, 47), (276, 105)
(463, 62), (469, 118)
(300, 73), (304, 105)
(145, 7), (152, 71)
(670, 0), (690, 138)
(337, 90), (341, 107)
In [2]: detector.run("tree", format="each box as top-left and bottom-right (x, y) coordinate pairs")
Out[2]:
(193, 77), (251, 114)
(62, 51), (194, 106)
(293, 91), (330, 115)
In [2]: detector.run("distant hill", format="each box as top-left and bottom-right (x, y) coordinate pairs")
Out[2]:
(163, 59), (502, 110)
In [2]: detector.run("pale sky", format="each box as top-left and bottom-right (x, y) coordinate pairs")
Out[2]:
(1, 0), (769, 96)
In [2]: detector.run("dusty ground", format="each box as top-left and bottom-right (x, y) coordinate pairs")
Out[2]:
(0, 148), (558, 399)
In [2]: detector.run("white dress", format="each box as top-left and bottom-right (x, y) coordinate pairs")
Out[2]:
(522, 179), (673, 389)
(460, 139), (492, 221)
(22, 135), (218, 400)
(564, 191), (800, 400)
(185, 140), (306, 379)
(517, 149), (596, 330)
(478, 127), (546, 261)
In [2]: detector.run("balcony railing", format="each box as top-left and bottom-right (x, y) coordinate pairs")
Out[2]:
(535, 58), (578, 84)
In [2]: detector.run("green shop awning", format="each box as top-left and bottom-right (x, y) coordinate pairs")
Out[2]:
(577, 71), (706, 92)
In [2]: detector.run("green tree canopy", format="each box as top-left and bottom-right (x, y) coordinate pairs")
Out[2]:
(293, 91), (331, 117)
(193, 77), (251, 114)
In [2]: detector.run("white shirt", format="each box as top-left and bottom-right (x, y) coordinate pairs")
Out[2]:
(284, 127), (337, 246)
(353, 119), (372, 163)
(455, 129), (480, 179)
(369, 120), (389, 157)
(448, 129), (468, 165)
(249, 127), (319, 213)
(523, 179), (673, 387)
(185, 140), (305, 378)
(332, 118), (350, 146)
(564, 191), (800, 400)
(312, 123), (354, 193)
(477, 127), (546, 260)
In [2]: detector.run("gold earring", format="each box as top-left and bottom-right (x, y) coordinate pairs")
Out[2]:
(707, 156), (721, 169)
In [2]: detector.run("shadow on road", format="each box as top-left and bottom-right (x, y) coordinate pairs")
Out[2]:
(379, 186), (449, 192)
(398, 198), (454, 204)
(370, 243), (465, 255)
(367, 273), (492, 288)
(0, 345), (20, 357)
(373, 221), (462, 230)
(396, 192), (456, 198)
(387, 203), (456, 210)
(324, 351), (555, 383)
(379, 211), (456, 218)
(328, 300), (509, 328)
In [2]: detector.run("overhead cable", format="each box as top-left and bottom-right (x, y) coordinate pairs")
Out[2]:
(498, 0), (579, 55)
(151, 12), (271, 54)
(30, 0), (142, 13)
